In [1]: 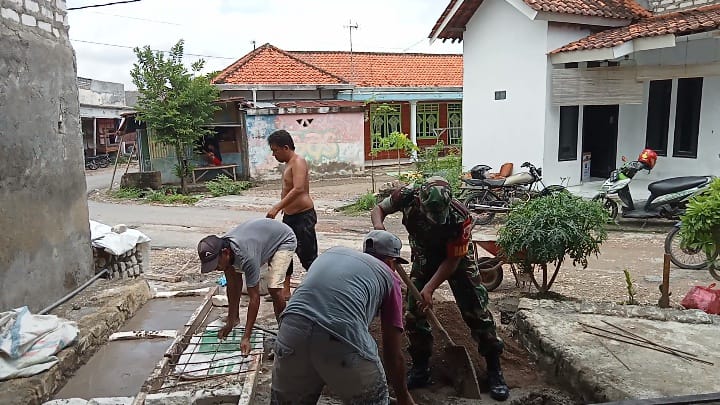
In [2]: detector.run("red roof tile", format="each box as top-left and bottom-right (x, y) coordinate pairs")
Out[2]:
(429, 0), (649, 42)
(213, 44), (463, 88)
(552, 5), (720, 53)
(289, 51), (463, 87)
(524, 0), (650, 19)
(213, 44), (347, 85)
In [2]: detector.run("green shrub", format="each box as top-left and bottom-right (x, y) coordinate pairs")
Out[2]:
(497, 193), (608, 292)
(205, 175), (252, 197)
(680, 178), (720, 261)
(111, 187), (142, 199)
(341, 192), (378, 214)
(415, 142), (463, 193)
(146, 189), (199, 205)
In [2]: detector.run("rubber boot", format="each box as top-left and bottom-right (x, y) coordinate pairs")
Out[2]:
(485, 352), (510, 401)
(406, 359), (432, 389)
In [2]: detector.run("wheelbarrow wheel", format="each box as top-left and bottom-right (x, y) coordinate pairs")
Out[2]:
(469, 255), (504, 292)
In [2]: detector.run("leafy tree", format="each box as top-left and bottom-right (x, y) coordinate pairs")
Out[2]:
(130, 40), (220, 193)
(368, 103), (418, 192)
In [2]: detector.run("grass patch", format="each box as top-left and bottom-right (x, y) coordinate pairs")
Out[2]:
(109, 186), (198, 205)
(340, 192), (378, 214)
(205, 175), (252, 197)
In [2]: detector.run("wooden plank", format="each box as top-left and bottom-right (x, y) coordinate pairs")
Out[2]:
(154, 288), (210, 298)
(109, 330), (177, 341)
(144, 274), (183, 283)
(237, 351), (262, 405)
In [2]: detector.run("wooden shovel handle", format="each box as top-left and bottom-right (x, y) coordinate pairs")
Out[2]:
(394, 263), (456, 346)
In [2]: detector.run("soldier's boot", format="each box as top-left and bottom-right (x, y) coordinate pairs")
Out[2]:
(406, 359), (432, 389)
(485, 351), (510, 401)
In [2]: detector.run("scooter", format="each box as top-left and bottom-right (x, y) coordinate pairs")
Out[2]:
(594, 156), (715, 221)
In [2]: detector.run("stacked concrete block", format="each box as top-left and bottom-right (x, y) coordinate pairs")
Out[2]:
(92, 244), (149, 279)
(1, 0), (68, 39)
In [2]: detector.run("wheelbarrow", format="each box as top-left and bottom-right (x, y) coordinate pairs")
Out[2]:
(469, 233), (533, 291)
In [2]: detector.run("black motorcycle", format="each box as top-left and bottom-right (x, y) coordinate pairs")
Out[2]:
(460, 162), (566, 225)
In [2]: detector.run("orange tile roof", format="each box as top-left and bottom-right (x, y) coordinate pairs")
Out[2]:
(213, 44), (347, 85)
(429, 0), (649, 42)
(212, 43), (462, 88)
(289, 51), (463, 87)
(552, 5), (720, 53)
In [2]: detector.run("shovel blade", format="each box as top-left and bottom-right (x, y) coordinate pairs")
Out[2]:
(441, 345), (482, 399)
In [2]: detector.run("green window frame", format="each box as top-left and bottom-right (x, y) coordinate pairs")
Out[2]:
(416, 103), (440, 139)
(447, 103), (462, 145)
(370, 104), (402, 150)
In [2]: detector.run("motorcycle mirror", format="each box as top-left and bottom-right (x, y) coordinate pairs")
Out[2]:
(621, 156), (627, 162)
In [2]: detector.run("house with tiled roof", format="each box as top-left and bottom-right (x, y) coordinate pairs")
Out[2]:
(431, 0), (720, 187)
(212, 44), (463, 177)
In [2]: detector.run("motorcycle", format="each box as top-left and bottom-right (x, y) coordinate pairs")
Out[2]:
(84, 157), (98, 170)
(460, 162), (566, 225)
(594, 152), (714, 221)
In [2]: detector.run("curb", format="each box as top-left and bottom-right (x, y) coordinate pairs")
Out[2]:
(0, 279), (153, 405)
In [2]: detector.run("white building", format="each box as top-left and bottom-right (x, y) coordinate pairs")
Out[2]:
(430, 0), (720, 186)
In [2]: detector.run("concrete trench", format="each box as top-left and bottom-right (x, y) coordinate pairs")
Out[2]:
(53, 297), (205, 400)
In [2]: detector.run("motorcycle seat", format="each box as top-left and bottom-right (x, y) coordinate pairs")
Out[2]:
(648, 176), (709, 196)
(462, 178), (505, 187)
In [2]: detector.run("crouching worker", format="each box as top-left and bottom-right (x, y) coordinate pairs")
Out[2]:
(197, 218), (296, 355)
(270, 231), (416, 405)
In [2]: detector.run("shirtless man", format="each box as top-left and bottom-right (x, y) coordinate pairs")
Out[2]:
(266, 130), (318, 301)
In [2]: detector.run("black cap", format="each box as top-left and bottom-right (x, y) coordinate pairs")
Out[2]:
(198, 235), (225, 273)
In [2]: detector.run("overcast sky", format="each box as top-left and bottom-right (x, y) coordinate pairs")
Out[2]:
(67, 0), (462, 90)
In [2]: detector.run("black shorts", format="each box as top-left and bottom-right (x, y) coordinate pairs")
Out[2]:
(282, 208), (318, 275)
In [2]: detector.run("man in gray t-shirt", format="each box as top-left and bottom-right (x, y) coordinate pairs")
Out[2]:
(197, 219), (296, 355)
(271, 230), (415, 405)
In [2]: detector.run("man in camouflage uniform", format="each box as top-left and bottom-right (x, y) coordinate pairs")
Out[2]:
(371, 176), (509, 401)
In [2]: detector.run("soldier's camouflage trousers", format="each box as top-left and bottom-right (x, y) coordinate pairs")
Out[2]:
(406, 251), (503, 366)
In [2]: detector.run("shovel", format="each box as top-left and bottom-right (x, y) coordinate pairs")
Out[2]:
(395, 264), (482, 399)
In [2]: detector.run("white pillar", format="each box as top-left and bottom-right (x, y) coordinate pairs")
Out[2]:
(252, 89), (257, 104)
(92, 117), (97, 156)
(409, 100), (418, 161)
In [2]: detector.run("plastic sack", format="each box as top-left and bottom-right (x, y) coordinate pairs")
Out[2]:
(680, 283), (720, 315)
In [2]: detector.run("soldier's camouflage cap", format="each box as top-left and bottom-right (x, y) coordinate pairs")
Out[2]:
(419, 176), (452, 224)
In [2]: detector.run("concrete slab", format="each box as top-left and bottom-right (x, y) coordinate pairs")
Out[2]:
(516, 299), (720, 403)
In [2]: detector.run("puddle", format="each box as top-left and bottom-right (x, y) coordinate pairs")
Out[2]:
(55, 297), (204, 399)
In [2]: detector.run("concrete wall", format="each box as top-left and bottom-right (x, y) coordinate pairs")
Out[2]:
(462, 0), (548, 174)
(77, 77), (126, 107)
(617, 37), (720, 181)
(648, 0), (720, 13)
(0, 0), (93, 312)
(246, 112), (364, 179)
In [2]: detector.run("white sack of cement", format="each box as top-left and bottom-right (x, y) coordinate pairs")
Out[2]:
(0, 306), (79, 380)
(90, 220), (151, 256)
(212, 295), (229, 307)
(173, 319), (263, 380)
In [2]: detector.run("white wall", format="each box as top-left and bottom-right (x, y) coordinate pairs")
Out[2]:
(542, 23), (593, 186)
(461, 0), (548, 173)
(617, 37), (720, 181)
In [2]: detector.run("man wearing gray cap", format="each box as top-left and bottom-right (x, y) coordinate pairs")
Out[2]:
(270, 230), (415, 405)
(197, 218), (296, 355)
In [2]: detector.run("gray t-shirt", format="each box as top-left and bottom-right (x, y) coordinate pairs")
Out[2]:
(224, 219), (297, 287)
(282, 246), (403, 360)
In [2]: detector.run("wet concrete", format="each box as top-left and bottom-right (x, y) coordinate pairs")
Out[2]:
(55, 297), (203, 399)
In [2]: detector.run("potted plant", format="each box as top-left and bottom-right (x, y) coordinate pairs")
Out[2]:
(497, 192), (608, 293)
(680, 177), (720, 280)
